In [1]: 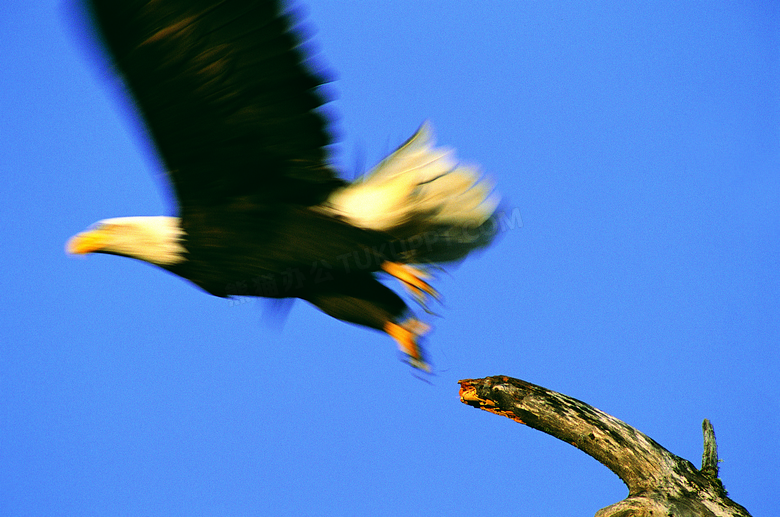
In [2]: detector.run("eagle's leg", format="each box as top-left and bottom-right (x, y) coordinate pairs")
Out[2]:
(302, 273), (431, 370)
(381, 262), (440, 309)
(383, 319), (431, 372)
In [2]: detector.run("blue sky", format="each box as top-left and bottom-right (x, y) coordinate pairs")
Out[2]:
(2, 1), (778, 515)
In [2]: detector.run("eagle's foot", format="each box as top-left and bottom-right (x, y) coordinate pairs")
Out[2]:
(384, 319), (431, 372)
(381, 262), (440, 310)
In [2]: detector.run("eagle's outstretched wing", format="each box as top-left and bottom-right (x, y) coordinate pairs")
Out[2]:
(87, 0), (343, 210)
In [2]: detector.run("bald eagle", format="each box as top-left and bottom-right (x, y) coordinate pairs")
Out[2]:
(67, 0), (500, 371)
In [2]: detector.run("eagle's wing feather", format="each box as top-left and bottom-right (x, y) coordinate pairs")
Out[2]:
(87, 0), (342, 209)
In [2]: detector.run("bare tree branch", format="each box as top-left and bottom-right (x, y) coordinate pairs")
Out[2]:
(459, 375), (751, 517)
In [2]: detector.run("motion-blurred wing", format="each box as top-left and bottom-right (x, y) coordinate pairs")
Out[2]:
(87, 0), (343, 209)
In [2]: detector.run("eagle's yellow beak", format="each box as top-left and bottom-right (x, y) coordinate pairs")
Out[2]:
(66, 228), (109, 255)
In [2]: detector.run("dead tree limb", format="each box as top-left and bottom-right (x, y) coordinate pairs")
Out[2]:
(458, 375), (751, 517)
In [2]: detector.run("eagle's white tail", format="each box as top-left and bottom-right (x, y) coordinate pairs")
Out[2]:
(324, 122), (500, 254)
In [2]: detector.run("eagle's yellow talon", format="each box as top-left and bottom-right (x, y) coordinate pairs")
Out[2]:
(384, 319), (431, 371)
(381, 262), (440, 308)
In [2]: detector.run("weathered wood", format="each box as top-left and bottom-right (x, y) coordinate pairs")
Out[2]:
(459, 375), (751, 517)
(701, 418), (723, 485)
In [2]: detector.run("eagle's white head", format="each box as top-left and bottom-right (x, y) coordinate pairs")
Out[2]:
(66, 216), (187, 266)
